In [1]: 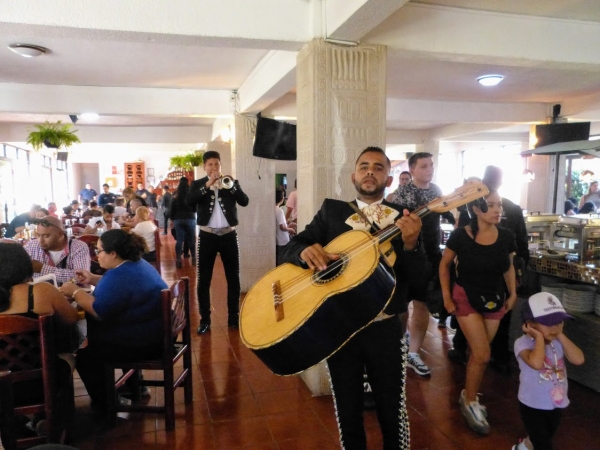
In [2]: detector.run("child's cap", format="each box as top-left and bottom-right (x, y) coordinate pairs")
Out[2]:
(522, 292), (573, 326)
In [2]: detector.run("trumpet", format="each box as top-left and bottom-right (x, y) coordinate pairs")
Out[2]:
(217, 173), (235, 190)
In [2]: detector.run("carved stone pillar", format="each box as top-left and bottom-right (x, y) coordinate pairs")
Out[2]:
(233, 115), (277, 292)
(296, 39), (387, 230)
(295, 39), (387, 395)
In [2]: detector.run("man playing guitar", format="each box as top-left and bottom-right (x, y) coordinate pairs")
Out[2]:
(281, 146), (429, 449)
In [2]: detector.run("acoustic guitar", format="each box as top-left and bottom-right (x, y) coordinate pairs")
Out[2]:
(240, 181), (489, 376)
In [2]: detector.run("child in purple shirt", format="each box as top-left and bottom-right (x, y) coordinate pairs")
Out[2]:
(513, 292), (585, 450)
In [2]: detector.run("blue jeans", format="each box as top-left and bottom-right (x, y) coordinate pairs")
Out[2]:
(174, 219), (196, 260)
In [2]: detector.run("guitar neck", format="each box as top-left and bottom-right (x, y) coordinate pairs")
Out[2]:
(376, 205), (431, 245)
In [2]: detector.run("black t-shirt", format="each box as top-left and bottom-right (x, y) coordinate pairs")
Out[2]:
(446, 226), (516, 293)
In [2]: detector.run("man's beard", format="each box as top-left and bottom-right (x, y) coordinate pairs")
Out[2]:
(354, 178), (386, 198)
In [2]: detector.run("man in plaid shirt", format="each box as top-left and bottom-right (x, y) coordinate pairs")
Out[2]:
(25, 216), (91, 285)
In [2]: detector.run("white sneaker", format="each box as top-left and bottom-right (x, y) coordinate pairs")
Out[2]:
(407, 352), (430, 376)
(459, 389), (490, 435)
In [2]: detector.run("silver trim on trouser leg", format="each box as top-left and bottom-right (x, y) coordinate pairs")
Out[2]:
(327, 366), (347, 450)
(398, 334), (410, 449)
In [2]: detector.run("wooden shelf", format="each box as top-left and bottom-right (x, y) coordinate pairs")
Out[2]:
(125, 162), (145, 189)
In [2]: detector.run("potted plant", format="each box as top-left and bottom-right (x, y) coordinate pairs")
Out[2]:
(26, 121), (81, 150)
(169, 151), (204, 171)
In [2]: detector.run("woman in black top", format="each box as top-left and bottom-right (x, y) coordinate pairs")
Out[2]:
(439, 190), (517, 435)
(169, 177), (196, 268)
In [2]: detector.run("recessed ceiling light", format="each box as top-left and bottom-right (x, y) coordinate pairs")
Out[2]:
(477, 74), (504, 87)
(7, 44), (48, 58)
(80, 113), (99, 120)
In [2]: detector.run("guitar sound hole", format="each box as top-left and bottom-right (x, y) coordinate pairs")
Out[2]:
(312, 253), (348, 284)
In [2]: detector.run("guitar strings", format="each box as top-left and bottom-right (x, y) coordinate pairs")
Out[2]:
(277, 205), (431, 302)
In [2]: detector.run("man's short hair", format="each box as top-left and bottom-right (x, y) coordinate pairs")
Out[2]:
(355, 146), (391, 168)
(408, 152), (433, 168)
(89, 200), (97, 208)
(163, 185), (169, 191)
(276, 189), (285, 204)
(130, 199), (142, 208)
(400, 171), (411, 178)
(103, 204), (115, 214)
(102, 183), (109, 188)
(115, 197), (125, 206)
(122, 187), (134, 196)
(203, 151), (221, 162)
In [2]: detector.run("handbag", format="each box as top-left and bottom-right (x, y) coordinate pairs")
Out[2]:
(463, 285), (505, 313)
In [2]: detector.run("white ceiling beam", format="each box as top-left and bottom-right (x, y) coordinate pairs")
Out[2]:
(0, 0), (311, 49)
(387, 98), (548, 125)
(325, 0), (409, 42)
(441, 132), (529, 143)
(1, 123), (211, 144)
(429, 123), (519, 141)
(367, 3), (600, 69)
(386, 129), (428, 145)
(0, 83), (231, 116)
(237, 51), (298, 114)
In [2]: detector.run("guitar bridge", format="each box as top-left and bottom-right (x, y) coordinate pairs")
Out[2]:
(272, 280), (284, 322)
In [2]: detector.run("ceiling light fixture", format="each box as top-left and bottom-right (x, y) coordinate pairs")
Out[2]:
(7, 44), (48, 58)
(80, 113), (99, 120)
(477, 74), (504, 87)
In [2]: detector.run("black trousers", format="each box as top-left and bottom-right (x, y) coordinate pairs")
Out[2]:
(327, 316), (409, 450)
(76, 341), (162, 407)
(163, 212), (169, 234)
(519, 402), (563, 450)
(196, 230), (241, 324)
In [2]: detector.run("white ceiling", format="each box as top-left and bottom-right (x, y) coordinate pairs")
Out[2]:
(2, 0), (600, 145)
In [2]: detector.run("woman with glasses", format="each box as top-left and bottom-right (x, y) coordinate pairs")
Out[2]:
(59, 229), (167, 409)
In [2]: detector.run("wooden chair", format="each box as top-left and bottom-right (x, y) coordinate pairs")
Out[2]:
(0, 315), (73, 449)
(76, 234), (99, 260)
(152, 228), (161, 275)
(0, 223), (9, 238)
(69, 224), (86, 236)
(104, 277), (192, 430)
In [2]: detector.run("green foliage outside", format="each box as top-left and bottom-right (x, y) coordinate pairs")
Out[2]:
(568, 168), (584, 203)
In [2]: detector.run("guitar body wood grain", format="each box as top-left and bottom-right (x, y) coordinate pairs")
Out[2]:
(240, 230), (396, 376)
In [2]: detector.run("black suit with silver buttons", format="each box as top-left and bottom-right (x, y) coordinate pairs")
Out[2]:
(187, 176), (249, 326)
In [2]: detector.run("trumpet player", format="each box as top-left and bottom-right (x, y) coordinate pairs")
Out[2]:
(187, 151), (249, 335)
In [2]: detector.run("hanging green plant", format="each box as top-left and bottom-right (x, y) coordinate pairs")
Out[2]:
(26, 121), (81, 151)
(169, 151), (204, 171)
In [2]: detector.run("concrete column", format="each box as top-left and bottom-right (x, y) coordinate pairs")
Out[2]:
(233, 115), (277, 292)
(296, 39), (387, 231)
(295, 39), (387, 395)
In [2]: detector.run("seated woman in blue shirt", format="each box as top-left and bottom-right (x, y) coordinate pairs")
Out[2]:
(59, 229), (167, 408)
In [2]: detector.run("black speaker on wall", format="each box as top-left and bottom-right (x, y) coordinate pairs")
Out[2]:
(56, 152), (68, 162)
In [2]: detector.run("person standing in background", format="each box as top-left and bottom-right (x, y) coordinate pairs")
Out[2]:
(170, 178), (196, 268)
(388, 152), (442, 377)
(285, 179), (298, 226)
(275, 189), (293, 265)
(161, 185), (173, 235)
(146, 185), (158, 210)
(97, 183), (117, 207)
(135, 182), (150, 200)
(187, 151), (249, 334)
(79, 183), (97, 205)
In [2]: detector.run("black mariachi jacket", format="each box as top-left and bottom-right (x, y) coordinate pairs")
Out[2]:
(187, 176), (249, 226)
(281, 198), (430, 315)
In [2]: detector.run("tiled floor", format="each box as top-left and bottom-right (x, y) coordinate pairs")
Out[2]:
(69, 234), (600, 449)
